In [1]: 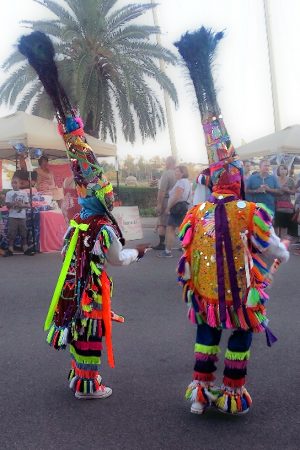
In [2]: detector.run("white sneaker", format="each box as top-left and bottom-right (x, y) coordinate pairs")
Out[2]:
(75, 386), (112, 400)
(191, 401), (206, 415)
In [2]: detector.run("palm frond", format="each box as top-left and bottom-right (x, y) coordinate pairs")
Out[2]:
(1, 50), (25, 70)
(107, 3), (155, 32)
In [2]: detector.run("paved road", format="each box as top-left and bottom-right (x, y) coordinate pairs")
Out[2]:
(0, 229), (299, 450)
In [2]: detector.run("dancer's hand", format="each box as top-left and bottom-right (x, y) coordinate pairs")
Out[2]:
(136, 243), (151, 259)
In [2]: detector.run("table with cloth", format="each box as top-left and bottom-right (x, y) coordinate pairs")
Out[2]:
(0, 207), (66, 253)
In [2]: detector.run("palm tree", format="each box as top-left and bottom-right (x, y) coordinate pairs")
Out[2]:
(0, 0), (178, 142)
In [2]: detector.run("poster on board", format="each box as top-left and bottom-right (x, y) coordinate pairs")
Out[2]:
(113, 206), (143, 241)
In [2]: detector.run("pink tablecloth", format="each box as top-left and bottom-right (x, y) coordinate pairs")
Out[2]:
(39, 210), (67, 252)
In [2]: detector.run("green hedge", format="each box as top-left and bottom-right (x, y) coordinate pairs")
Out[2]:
(115, 186), (158, 209)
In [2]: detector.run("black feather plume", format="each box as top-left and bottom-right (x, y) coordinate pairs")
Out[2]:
(18, 31), (73, 122)
(175, 27), (224, 119)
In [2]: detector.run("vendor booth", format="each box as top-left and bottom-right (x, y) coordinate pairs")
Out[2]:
(238, 125), (300, 161)
(0, 112), (117, 252)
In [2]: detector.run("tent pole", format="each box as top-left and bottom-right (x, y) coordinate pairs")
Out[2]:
(263, 0), (281, 132)
(151, 0), (179, 162)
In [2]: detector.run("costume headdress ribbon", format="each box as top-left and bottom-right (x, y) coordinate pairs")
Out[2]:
(44, 220), (89, 331)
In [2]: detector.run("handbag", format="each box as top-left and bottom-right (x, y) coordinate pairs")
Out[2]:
(170, 201), (189, 216)
(276, 200), (294, 212)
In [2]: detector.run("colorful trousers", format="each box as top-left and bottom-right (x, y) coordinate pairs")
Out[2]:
(194, 323), (252, 389)
(68, 319), (103, 394)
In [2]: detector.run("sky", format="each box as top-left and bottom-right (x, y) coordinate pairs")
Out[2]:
(0, 0), (300, 163)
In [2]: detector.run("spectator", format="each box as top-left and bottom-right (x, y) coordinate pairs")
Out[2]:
(274, 164), (295, 237)
(36, 155), (56, 195)
(4, 176), (33, 256)
(36, 155), (63, 206)
(246, 159), (280, 215)
(158, 165), (192, 257)
(289, 174), (300, 243)
(152, 156), (176, 250)
(243, 160), (253, 183)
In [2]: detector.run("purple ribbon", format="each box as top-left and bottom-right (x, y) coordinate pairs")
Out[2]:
(209, 195), (241, 324)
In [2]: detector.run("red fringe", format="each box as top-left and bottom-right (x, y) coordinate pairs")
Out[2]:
(193, 372), (215, 382)
(223, 376), (245, 388)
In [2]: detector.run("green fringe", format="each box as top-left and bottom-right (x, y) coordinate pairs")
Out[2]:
(46, 324), (55, 344)
(194, 343), (221, 355)
(253, 215), (269, 232)
(256, 203), (273, 218)
(70, 344), (101, 365)
(178, 222), (190, 239)
(225, 349), (250, 360)
(247, 288), (260, 306)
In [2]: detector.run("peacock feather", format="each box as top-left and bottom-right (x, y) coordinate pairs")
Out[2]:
(18, 31), (73, 122)
(174, 27), (224, 120)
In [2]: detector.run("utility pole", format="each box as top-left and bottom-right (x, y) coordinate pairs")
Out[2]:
(151, 0), (179, 161)
(263, 0), (281, 131)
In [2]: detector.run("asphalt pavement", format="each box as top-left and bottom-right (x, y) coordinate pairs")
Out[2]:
(0, 227), (299, 450)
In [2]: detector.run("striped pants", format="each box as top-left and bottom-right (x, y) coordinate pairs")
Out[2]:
(193, 323), (252, 389)
(68, 319), (103, 394)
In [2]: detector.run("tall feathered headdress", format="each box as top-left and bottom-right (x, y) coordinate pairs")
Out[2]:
(18, 31), (115, 211)
(175, 27), (243, 191)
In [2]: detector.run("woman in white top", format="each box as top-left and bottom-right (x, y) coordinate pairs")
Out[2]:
(158, 165), (191, 257)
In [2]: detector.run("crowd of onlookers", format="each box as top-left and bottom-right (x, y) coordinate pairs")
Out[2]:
(244, 159), (300, 240)
(151, 157), (300, 258)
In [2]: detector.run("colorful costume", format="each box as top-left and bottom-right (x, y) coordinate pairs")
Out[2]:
(18, 32), (144, 399)
(175, 28), (289, 415)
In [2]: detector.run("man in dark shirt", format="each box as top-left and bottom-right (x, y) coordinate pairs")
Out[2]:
(246, 159), (280, 214)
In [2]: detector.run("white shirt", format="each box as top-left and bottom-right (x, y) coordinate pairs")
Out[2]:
(90, 225), (139, 265)
(168, 179), (192, 207)
(5, 190), (29, 219)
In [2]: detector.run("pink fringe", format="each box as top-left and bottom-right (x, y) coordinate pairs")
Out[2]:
(224, 358), (248, 369)
(188, 307), (197, 324)
(195, 352), (218, 361)
(225, 308), (232, 329)
(207, 304), (217, 327)
(182, 227), (193, 246)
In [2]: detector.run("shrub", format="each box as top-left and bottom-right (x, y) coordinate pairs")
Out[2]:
(115, 186), (157, 209)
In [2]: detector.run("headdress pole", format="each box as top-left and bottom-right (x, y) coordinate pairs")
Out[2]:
(18, 31), (117, 217)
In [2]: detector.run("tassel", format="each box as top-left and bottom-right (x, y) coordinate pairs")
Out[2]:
(183, 261), (191, 280)
(246, 288), (260, 307)
(230, 395), (238, 414)
(243, 390), (252, 407)
(207, 304), (217, 327)
(225, 308), (232, 329)
(264, 326), (278, 347)
(237, 307), (248, 330)
(182, 227), (193, 246)
(188, 307), (197, 324)
(236, 395), (242, 412)
(216, 393), (226, 410)
(177, 256), (186, 274)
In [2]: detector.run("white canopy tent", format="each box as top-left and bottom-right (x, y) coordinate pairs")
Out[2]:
(238, 125), (300, 162)
(0, 111), (117, 160)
